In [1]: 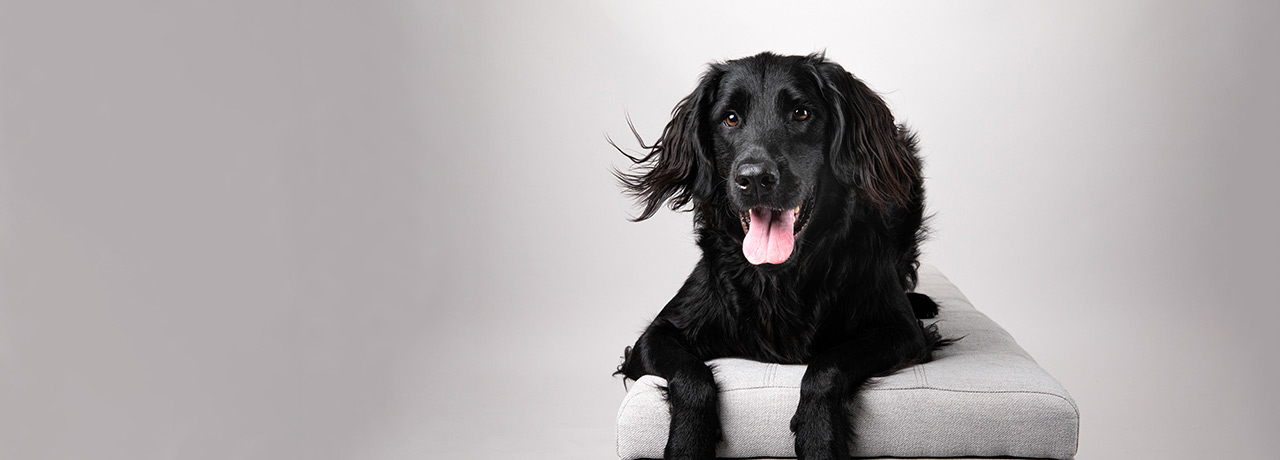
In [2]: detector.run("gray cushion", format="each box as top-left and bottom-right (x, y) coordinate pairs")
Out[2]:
(615, 265), (1079, 459)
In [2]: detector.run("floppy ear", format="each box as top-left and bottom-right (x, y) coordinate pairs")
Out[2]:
(612, 66), (723, 221)
(813, 58), (921, 211)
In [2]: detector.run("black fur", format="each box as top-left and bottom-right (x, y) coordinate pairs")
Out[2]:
(612, 53), (950, 460)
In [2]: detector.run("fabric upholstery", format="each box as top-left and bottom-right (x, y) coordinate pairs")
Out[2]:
(615, 265), (1079, 459)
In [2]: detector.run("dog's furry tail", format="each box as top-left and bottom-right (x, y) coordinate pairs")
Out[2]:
(910, 292), (961, 365)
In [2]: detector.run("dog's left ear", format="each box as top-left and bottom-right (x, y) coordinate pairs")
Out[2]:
(811, 58), (922, 211)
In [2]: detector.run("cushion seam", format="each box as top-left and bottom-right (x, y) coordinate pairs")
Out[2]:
(717, 384), (1072, 400)
(713, 385), (1081, 428)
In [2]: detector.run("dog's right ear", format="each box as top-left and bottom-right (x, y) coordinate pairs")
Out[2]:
(613, 66), (723, 221)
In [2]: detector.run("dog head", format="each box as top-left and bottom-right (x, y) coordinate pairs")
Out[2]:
(615, 52), (921, 266)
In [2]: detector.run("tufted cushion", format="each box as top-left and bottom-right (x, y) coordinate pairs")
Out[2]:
(615, 265), (1079, 459)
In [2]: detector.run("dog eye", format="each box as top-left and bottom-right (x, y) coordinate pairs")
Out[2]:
(792, 107), (810, 121)
(724, 111), (740, 127)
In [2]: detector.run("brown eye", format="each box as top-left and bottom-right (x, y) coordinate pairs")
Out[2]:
(724, 111), (740, 127)
(792, 107), (810, 121)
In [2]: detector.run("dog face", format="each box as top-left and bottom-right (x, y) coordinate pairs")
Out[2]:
(711, 55), (830, 265)
(615, 52), (921, 267)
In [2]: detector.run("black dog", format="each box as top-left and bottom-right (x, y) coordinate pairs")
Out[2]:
(613, 52), (948, 460)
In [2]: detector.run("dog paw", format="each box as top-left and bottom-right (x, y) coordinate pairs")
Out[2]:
(790, 403), (850, 460)
(793, 433), (848, 460)
(908, 292), (939, 319)
(663, 438), (718, 460)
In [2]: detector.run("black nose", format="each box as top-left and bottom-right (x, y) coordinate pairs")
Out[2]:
(734, 161), (779, 197)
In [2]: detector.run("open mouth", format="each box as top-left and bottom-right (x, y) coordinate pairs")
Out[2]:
(738, 197), (813, 265)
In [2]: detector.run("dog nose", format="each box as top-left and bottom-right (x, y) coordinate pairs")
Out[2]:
(734, 161), (779, 196)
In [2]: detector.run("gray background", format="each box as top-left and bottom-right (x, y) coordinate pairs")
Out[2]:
(1, 1), (1277, 459)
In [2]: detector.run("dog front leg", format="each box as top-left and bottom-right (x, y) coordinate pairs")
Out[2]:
(791, 325), (925, 460)
(626, 323), (721, 460)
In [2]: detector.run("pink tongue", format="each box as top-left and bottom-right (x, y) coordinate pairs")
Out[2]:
(742, 208), (797, 265)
